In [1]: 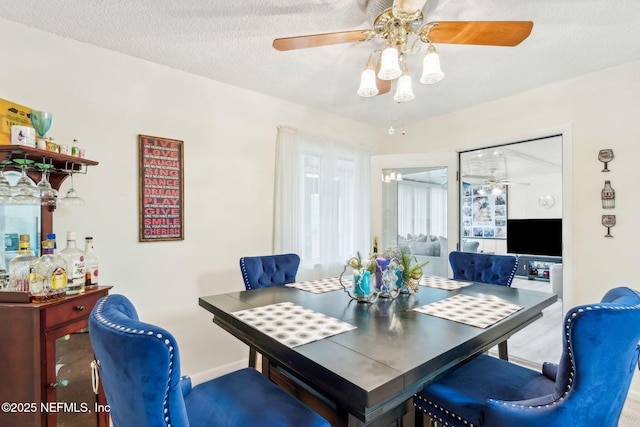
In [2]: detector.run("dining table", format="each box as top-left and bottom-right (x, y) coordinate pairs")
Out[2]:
(198, 277), (557, 427)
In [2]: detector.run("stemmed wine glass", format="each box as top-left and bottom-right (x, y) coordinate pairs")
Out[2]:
(58, 172), (85, 206)
(0, 161), (13, 203)
(30, 110), (53, 148)
(11, 159), (40, 205)
(598, 149), (614, 172)
(35, 162), (58, 207)
(602, 214), (616, 238)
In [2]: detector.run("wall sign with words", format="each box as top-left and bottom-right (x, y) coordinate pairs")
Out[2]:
(138, 135), (184, 241)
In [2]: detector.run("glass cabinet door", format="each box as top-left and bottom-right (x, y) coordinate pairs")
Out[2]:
(0, 171), (41, 273)
(46, 326), (101, 426)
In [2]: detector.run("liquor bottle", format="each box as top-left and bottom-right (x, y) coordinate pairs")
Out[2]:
(31, 240), (67, 302)
(60, 231), (85, 295)
(8, 234), (38, 292)
(45, 236), (67, 299)
(84, 237), (99, 288)
(46, 233), (57, 250)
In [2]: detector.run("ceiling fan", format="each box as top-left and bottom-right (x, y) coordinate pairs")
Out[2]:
(272, 0), (533, 99)
(463, 168), (529, 187)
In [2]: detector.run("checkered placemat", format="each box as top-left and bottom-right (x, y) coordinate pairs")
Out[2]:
(286, 277), (352, 294)
(414, 294), (523, 328)
(232, 302), (356, 347)
(419, 276), (474, 291)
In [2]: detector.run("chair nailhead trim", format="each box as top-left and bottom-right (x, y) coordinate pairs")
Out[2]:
(507, 257), (519, 287)
(239, 258), (253, 289)
(414, 393), (475, 426)
(94, 296), (176, 427)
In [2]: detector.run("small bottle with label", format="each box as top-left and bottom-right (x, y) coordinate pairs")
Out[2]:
(71, 139), (80, 156)
(84, 237), (99, 288)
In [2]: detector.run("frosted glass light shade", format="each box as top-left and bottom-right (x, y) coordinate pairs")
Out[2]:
(393, 75), (414, 102)
(357, 68), (379, 97)
(420, 51), (444, 84)
(378, 47), (402, 80)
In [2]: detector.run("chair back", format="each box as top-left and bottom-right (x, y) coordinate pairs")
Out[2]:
(548, 287), (640, 424)
(239, 253), (300, 290)
(89, 295), (190, 426)
(449, 251), (518, 286)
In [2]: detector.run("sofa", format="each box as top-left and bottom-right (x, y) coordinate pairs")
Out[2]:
(397, 234), (480, 278)
(398, 234), (449, 278)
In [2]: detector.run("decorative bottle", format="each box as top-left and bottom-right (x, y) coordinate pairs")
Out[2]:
(8, 234), (38, 292)
(60, 231), (85, 295)
(84, 237), (99, 288)
(601, 180), (615, 209)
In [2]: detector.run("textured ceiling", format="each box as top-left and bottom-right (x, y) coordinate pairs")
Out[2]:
(1, 0), (639, 130)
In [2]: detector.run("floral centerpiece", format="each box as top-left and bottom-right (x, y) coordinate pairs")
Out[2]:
(379, 247), (429, 293)
(339, 248), (428, 302)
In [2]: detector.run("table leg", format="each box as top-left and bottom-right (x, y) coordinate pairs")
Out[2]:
(498, 340), (509, 360)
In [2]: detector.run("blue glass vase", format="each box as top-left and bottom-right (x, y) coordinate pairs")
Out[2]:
(354, 271), (371, 298)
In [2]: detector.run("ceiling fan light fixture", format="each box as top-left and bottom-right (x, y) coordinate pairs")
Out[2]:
(378, 46), (402, 80)
(420, 44), (444, 84)
(393, 74), (414, 102)
(357, 67), (379, 97)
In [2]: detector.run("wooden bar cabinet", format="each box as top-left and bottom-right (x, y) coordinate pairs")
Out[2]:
(0, 145), (108, 426)
(0, 286), (112, 426)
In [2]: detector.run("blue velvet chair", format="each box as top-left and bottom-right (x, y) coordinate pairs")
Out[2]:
(449, 251), (519, 359)
(449, 251), (518, 287)
(89, 294), (329, 427)
(413, 287), (640, 427)
(239, 253), (300, 290)
(239, 253), (301, 367)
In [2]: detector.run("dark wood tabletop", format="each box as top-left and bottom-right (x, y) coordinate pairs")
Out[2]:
(199, 282), (557, 426)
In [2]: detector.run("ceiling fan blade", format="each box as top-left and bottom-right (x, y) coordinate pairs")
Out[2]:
(463, 174), (494, 180)
(393, 0), (428, 14)
(499, 181), (530, 186)
(428, 21), (533, 46)
(273, 30), (371, 51)
(375, 58), (391, 95)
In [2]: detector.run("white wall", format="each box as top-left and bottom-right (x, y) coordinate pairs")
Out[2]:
(508, 172), (563, 219)
(374, 59), (640, 396)
(0, 19), (383, 381)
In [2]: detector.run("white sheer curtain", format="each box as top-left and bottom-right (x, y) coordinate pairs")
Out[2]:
(397, 181), (447, 238)
(274, 126), (371, 280)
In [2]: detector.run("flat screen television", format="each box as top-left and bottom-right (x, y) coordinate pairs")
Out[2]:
(506, 218), (562, 257)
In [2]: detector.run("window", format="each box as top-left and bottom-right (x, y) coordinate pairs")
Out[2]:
(274, 126), (371, 279)
(397, 180), (447, 238)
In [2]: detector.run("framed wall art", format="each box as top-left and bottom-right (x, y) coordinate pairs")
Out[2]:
(461, 182), (507, 239)
(138, 134), (184, 242)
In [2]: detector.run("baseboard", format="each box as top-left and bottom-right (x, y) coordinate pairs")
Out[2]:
(188, 359), (247, 386)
